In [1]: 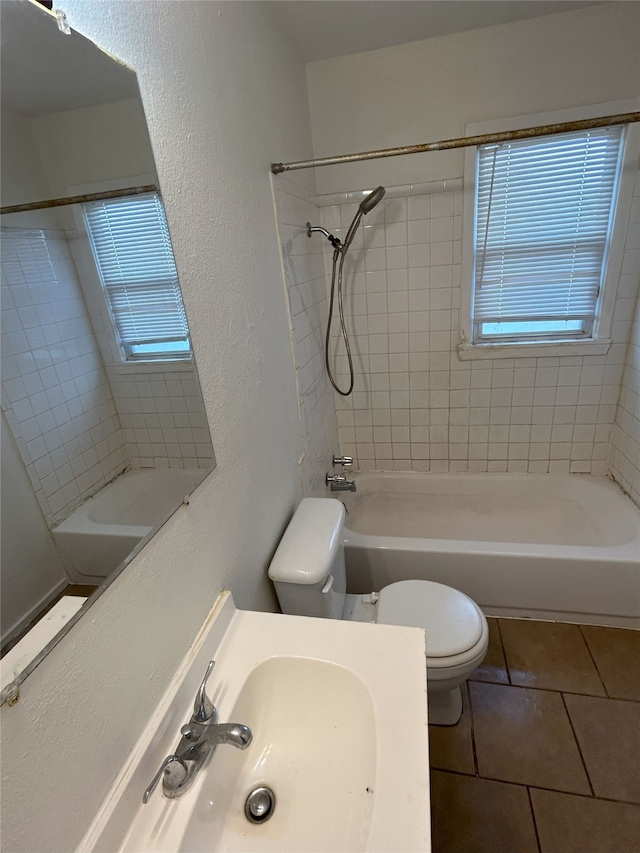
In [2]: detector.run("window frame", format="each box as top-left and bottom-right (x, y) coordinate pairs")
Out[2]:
(66, 176), (193, 372)
(83, 192), (192, 365)
(459, 100), (640, 360)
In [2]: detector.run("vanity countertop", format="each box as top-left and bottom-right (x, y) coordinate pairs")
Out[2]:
(79, 591), (431, 853)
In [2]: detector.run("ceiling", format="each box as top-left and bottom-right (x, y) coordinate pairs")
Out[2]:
(1, 0), (139, 117)
(269, 1), (606, 62)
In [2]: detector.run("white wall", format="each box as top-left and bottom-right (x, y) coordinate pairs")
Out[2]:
(0, 413), (67, 645)
(31, 98), (157, 196)
(0, 2), (312, 850)
(307, 3), (640, 194)
(306, 4), (640, 474)
(0, 110), (60, 230)
(273, 174), (340, 495)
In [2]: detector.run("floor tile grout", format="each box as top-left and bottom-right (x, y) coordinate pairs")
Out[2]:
(467, 683), (479, 777)
(468, 676), (640, 703)
(431, 618), (640, 852)
(578, 623), (610, 697)
(526, 786), (542, 853)
(495, 617), (512, 684)
(435, 766), (640, 807)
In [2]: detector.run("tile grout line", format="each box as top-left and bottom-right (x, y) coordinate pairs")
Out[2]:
(495, 618), (512, 684)
(466, 681), (480, 777)
(526, 786), (543, 853)
(468, 678), (640, 703)
(429, 767), (640, 806)
(578, 624), (611, 698)
(560, 691), (595, 798)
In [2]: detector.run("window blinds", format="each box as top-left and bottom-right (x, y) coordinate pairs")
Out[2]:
(473, 126), (624, 334)
(84, 193), (191, 360)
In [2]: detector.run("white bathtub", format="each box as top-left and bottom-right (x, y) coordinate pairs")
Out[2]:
(342, 473), (640, 629)
(52, 469), (207, 582)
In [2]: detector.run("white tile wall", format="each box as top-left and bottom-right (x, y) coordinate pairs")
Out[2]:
(68, 232), (214, 472)
(609, 172), (640, 506)
(274, 176), (340, 496)
(108, 367), (214, 470)
(1, 228), (128, 525)
(319, 176), (640, 475)
(1, 228), (214, 528)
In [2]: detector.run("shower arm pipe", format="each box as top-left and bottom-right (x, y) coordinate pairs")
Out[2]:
(0, 184), (159, 216)
(271, 112), (640, 174)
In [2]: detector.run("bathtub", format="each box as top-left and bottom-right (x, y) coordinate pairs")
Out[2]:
(342, 473), (640, 629)
(52, 469), (207, 582)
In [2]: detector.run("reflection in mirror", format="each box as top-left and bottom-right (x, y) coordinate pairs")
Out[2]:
(0, 0), (215, 702)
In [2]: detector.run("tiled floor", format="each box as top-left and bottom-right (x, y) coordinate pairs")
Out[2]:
(429, 618), (640, 853)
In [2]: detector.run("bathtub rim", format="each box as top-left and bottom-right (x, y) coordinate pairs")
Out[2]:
(342, 470), (640, 555)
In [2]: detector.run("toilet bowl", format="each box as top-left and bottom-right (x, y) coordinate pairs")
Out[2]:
(268, 498), (488, 725)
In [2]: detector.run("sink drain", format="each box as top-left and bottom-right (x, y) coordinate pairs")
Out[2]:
(244, 786), (276, 824)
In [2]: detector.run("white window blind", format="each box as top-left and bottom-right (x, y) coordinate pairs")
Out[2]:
(84, 193), (191, 360)
(473, 126), (624, 341)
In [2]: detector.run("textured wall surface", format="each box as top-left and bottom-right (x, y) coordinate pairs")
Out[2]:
(0, 2), (312, 850)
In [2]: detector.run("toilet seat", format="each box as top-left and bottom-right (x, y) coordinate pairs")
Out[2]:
(376, 579), (485, 659)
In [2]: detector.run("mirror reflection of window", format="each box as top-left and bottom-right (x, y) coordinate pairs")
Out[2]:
(84, 193), (192, 362)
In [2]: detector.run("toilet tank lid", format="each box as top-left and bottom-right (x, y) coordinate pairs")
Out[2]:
(268, 498), (345, 585)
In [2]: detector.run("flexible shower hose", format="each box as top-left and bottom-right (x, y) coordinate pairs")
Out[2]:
(325, 246), (354, 396)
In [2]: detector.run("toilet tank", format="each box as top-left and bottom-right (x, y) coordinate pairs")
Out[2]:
(268, 498), (347, 620)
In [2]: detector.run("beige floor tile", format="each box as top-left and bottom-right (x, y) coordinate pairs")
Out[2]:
(531, 788), (640, 853)
(429, 683), (475, 774)
(564, 693), (640, 803)
(499, 619), (605, 694)
(581, 625), (640, 701)
(430, 770), (538, 853)
(470, 617), (509, 684)
(470, 681), (590, 793)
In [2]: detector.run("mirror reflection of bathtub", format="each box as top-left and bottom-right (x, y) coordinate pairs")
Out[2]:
(52, 469), (208, 583)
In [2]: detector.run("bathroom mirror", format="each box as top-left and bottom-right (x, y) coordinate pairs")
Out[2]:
(0, 0), (215, 702)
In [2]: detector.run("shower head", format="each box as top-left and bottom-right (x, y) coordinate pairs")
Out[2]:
(341, 185), (387, 253)
(359, 186), (386, 215)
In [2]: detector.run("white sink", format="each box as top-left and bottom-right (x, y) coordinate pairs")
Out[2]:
(181, 657), (377, 852)
(80, 593), (430, 853)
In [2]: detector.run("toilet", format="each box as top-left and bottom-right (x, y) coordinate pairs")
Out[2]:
(268, 497), (488, 725)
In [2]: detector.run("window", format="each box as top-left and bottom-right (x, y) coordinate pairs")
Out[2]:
(460, 103), (639, 359)
(84, 193), (191, 362)
(472, 126), (624, 344)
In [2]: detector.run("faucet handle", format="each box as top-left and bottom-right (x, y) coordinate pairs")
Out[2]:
(193, 660), (217, 723)
(332, 455), (353, 467)
(142, 754), (187, 803)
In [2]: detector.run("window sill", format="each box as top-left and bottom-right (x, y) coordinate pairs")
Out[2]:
(108, 360), (195, 375)
(457, 339), (611, 361)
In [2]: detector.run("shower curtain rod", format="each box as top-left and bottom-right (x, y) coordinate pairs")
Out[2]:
(0, 184), (159, 216)
(271, 112), (640, 174)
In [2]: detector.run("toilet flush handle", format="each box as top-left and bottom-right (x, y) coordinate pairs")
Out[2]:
(322, 575), (335, 594)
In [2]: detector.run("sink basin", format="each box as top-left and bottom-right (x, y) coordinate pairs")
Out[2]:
(80, 592), (430, 853)
(180, 657), (376, 852)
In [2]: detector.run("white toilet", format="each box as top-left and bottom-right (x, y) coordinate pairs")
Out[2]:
(268, 497), (488, 725)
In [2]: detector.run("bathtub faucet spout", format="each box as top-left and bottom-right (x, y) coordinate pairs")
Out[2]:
(326, 474), (357, 492)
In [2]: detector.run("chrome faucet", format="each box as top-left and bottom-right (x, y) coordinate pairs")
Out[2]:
(143, 661), (252, 803)
(326, 473), (357, 492)
(332, 455), (353, 467)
